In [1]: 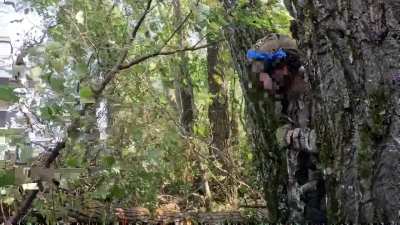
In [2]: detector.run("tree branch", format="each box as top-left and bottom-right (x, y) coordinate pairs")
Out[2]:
(94, 42), (215, 95)
(94, 8), (193, 95)
(5, 191), (37, 225)
(131, 0), (153, 42)
(162, 10), (193, 46)
(6, 141), (65, 225)
(7, 4), (214, 223)
(119, 42), (216, 70)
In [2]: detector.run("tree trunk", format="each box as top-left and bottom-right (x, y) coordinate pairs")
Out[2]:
(207, 42), (238, 207)
(172, 0), (211, 210)
(286, 0), (400, 223)
(172, 0), (195, 136)
(82, 103), (100, 165)
(220, 1), (287, 222)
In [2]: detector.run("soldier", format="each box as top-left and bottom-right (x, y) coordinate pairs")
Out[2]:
(247, 33), (326, 224)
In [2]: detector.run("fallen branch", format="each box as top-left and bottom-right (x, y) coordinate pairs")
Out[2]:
(6, 142), (65, 225)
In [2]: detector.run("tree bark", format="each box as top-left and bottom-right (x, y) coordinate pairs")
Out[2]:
(286, 0), (400, 223)
(220, 1), (287, 222)
(172, 0), (195, 136)
(172, 0), (211, 210)
(207, 42), (238, 207)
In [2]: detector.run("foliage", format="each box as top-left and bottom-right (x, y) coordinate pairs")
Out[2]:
(1, 0), (291, 223)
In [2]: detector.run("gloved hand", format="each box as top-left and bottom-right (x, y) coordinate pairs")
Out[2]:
(276, 126), (317, 153)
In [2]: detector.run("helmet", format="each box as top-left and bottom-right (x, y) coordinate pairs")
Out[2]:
(250, 33), (301, 74)
(249, 34), (303, 96)
(253, 33), (297, 52)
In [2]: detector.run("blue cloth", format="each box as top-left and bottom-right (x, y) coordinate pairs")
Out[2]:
(246, 48), (287, 63)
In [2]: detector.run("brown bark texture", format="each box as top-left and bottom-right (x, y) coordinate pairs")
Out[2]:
(220, 1), (287, 221)
(207, 42), (238, 207)
(285, 0), (400, 223)
(173, 0), (195, 136)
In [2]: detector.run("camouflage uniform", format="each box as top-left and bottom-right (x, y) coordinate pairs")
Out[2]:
(251, 34), (326, 224)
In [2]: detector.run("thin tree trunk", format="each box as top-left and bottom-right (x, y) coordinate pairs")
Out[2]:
(82, 104), (100, 165)
(172, 0), (195, 136)
(286, 0), (400, 223)
(207, 42), (238, 208)
(172, 0), (211, 210)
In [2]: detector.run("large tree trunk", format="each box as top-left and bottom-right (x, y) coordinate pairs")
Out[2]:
(286, 0), (400, 223)
(221, 1), (287, 222)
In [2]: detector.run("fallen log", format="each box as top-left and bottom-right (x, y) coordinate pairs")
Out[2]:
(66, 207), (251, 225)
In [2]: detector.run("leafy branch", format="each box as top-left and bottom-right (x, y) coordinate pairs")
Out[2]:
(6, 1), (219, 224)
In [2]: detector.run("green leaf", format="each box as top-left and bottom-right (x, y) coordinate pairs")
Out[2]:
(80, 86), (93, 98)
(49, 77), (65, 92)
(212, 74), (223, 86)
(0, 85), (18, 102)
(101, 156), (115, 168)
(0, 170), (15, 187)
(66, 157), (80, 167)
(53, 60), (65, 73)
(40, 105), (63, 121)
(75, 63), (89, 78)
(79, 85), (95, 103)
(109, 185), (125, 199)
(194, 123), (208, 137)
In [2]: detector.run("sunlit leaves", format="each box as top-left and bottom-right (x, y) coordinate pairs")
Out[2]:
(233, 0), (291, 34)
(194, 123), (208, 137)
(30, 64), (42, 76)
(66, 157), (80, 167)
(19, 0), (290, 216)
(75, 11), (84, 24)
(79, 85), (95, 103)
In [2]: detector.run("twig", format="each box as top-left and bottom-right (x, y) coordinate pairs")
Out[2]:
(162, 11), (193, 46)
(7, 3), (216, 224)
(131, 0), (153, 42)
(119, 42), (216, 70)
(91, 0), (156, 95)
(94, 42), (215, 95)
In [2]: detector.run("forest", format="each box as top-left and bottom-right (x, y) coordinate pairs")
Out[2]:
(0, 0), (399, 224)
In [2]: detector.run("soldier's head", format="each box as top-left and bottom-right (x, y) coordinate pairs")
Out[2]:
(248, 34), (303, 97)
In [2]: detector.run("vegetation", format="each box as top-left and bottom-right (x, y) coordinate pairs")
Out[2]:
(0, 0), (291, 224)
